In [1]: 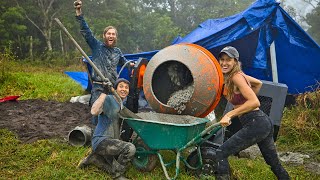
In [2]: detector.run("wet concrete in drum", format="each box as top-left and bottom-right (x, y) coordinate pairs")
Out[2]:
(136, 112), (199, 124)
(167, 85), (194, 114)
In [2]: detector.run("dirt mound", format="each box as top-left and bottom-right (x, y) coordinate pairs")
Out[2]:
(0, 99), (93, 143)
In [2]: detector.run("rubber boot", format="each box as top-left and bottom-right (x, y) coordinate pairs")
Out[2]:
(78, 152), (95, 168)
(77, 152), (107, 170)
(108, 158), (127, 179)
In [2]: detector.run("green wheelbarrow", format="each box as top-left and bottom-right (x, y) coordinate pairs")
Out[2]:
(125, 115), (222, 180)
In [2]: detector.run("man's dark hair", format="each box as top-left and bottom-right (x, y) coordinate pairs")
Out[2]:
(114, 78), (130, 89)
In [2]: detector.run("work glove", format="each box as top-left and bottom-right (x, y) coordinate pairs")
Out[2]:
(102, 81), (113, 95)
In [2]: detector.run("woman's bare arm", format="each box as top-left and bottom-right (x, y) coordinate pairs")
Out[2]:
(245, 74), (262, 94)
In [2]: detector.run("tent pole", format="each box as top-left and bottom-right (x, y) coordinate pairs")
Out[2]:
(270, 42), (278, 83)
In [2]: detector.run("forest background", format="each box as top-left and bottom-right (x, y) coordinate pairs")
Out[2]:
(1, 0), (319, 61)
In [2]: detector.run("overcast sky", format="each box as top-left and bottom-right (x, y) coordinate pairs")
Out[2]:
(281, 0), (318, 29)
(283, 0), (315, 16)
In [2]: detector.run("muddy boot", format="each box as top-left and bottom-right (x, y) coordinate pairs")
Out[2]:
(108, 158), (128, 179)
(77, 152), (106, 169)
(78, 153), (94, 168)
(112, 159), (126, 171)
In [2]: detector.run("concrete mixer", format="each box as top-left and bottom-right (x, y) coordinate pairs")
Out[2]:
(127, 43), (224, 118)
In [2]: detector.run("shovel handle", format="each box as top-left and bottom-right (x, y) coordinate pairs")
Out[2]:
(54, 18), (123, 108)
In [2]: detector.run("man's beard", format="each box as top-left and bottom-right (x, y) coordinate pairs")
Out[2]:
(105, 39), (117, 47)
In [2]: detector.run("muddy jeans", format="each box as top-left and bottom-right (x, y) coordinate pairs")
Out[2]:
(215, 110), (290, 179)
(94, 138), (136, 178)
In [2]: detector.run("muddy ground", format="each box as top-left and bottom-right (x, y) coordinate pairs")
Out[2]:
(0, 99), (93, 143)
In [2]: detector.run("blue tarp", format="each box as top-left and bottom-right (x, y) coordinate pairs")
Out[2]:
(171, 0), (320, 94)
(65, 64), (130, 91)
(64, 71), (89, 90)
(66, 0), (320, 94)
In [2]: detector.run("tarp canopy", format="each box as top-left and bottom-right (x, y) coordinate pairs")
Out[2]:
(65, 61), (130, 91)
(67, 0), (320, 94)
(65, 72), (89, 90)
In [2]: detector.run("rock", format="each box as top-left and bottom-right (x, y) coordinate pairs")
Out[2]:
(238, 145), (261, 159)
(278, 152), (310, 164)
(305, 162), (320, 174)
(237, 146), (312, 166)
(70, 94), (91, 105)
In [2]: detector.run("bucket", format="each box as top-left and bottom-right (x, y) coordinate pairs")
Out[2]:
(68, 125), (92, 146)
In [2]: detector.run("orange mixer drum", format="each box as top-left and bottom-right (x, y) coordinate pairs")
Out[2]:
(143, 43), (224, 118)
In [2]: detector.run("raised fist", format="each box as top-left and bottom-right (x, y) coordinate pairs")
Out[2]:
(74, 1), (82, 9)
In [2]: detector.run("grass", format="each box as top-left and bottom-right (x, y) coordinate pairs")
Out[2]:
(0, 129), (199, 180)
(0, 71), (84, 101)
(1, 128), (319, 180)
(1, 56), (319, 179)
(277, 88), (320, 161)
(0, 55), (87, 102)
(230, 156), (318, 180)
(0, 129), (108, 179)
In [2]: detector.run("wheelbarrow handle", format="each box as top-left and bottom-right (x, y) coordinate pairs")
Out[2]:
(54, 18), (123, 108)
(179, 122), (221, 151)
(200, 122), (221, 137)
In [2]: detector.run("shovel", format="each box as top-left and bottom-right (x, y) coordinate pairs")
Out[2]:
(54, 18), (141, 119)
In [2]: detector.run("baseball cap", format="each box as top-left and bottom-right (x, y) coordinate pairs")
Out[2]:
(114, 78), (130, 88)
(219, 46), (239, 60)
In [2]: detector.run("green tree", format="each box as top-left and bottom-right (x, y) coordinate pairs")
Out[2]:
(135, 0), (254, 37)
(0, 0), (262, 58)
(0, 3), (27, 57)
(306, 2), (320, 44)
(67, 0), (180, 53)
(15, 0), (69, 52)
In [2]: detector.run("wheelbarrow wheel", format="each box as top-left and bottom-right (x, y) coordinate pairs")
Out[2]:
(133, 138), (157, 172)
(187, 146), (218, 177)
